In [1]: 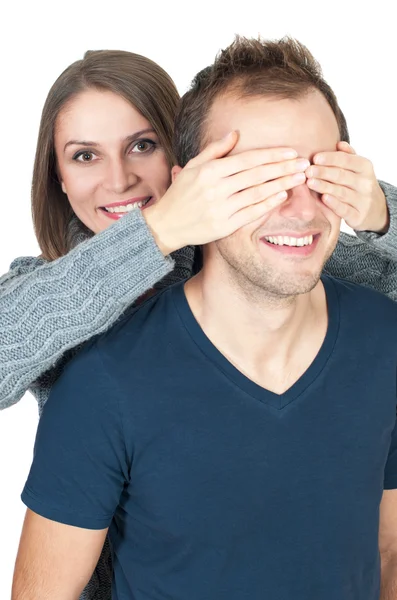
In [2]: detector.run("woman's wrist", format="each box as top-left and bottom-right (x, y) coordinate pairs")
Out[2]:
(142, 204), (182, 256)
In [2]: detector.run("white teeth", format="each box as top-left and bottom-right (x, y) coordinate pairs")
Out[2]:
(105, 203), (136, 213)
(104, 200), (148, 213)
(264, 235), (314, 247)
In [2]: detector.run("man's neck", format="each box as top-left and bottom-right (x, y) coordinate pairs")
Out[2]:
(184, 266), (328, 395)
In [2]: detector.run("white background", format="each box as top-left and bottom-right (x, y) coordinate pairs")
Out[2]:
(0, 0), (396, 594)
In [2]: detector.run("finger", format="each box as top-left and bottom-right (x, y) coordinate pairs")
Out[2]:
(312, 150), (372, 175)
(231, 172), (306, 211)
(306, 177), (357, 207)
(305, 165), (357, 190)
(231, 191), (289, 230)
(224, 157), (310, 196)
(185, 131), (239, 168)
(218, 147), (299, 177)
(321, 194), (361, 224)
(336, 141), (356, 154)
(210, 147), (299, 178)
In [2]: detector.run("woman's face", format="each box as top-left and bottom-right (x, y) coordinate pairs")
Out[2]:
(54, 89), (171, 233)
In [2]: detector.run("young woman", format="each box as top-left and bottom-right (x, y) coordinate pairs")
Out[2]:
(3, 49), (397, 599)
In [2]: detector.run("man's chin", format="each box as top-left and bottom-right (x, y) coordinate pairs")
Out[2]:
(251, 268), (323, 299)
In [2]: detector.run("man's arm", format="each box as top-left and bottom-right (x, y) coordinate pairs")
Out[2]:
(379, 489), (397, 599)
(11, 342), (129, 599)
(12, 510), (107, 600)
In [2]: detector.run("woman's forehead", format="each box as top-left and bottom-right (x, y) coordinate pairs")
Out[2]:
(55, 89), (150, 146)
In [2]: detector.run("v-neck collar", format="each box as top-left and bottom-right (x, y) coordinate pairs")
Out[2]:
(172, 276), (340, 410)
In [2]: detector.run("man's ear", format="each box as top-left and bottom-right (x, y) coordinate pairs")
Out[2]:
(171, 165), (182, 183)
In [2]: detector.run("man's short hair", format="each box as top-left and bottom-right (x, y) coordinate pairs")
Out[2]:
(174, 36), (349, 167)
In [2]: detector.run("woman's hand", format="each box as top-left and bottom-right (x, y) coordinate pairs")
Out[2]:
(144, 131), (310, 255)
(306, 141), (389, 233)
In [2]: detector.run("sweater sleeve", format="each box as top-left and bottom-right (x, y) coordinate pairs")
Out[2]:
(325, 180), (397, 301)
(354, 180), (397, 256)
(0, 209), (182, 410)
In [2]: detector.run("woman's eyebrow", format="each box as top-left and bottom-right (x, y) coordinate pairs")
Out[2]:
(63, 129), (157, 152)
(124, 129), (157, 143)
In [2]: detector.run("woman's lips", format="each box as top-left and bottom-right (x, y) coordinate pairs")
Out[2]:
(102, 196), (150, 209)
(98, 197), (155, 220)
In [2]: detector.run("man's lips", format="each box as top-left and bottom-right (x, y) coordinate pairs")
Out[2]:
(261, 230), (320, 239)
(260, 232), (321, 256)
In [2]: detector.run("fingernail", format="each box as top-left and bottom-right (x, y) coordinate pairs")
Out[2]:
(293, 172), (306, 182)
(314, 155), (325, 165)
(297, 159), (310, 170)
(307, 178), (318, 187)
(276, 191), (288, 200)
(306, 166), (316, 177)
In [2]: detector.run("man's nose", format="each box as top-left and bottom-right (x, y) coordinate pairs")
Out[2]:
(278, 183), (318, 223)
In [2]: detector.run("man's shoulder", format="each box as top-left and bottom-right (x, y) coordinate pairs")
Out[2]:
(327, 274), (397, 304)
(44, 284), (180, 402)
(93, 282), (180, 358)
(325, 274), (397, 324)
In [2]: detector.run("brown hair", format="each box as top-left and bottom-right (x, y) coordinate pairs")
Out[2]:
(174, 36), (349, 167)
(32, 50), (180, 261)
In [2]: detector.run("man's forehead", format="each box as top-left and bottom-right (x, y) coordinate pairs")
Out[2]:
(206, 91), (340, 158)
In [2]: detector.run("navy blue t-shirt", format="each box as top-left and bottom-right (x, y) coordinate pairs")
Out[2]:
(22, 276), (397, 600)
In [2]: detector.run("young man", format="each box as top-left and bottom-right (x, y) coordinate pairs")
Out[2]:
(13, 37), (397, 600)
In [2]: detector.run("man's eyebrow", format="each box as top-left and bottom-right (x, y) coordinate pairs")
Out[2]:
(63, 128), (157, 152)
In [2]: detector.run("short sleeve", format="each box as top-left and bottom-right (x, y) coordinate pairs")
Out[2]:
(384, 408), (397, 490)
(21, 341), (129, 529)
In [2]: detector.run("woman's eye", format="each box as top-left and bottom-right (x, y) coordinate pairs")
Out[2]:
(131, 140), (155, 153)
(74, 151), (95, 162)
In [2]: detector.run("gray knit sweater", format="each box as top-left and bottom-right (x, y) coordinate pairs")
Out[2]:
(2, 180), (397, 599)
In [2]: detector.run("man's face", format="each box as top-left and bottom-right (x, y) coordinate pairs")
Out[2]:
(205, 90), (341, 297)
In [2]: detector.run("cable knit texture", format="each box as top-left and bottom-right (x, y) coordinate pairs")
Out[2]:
(1, 181), (397, 599)
(0, 208), (194, 412)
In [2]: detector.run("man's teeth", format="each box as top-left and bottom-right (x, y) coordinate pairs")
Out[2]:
(104, 199), (149, 213)
(264, 235), (314, 247)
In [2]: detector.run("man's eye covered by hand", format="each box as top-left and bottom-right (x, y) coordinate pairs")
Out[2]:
(303, 141), (388, 234)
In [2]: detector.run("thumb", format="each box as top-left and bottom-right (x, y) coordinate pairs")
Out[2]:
(337, 141), (356, 155)
(186, 131), (238, 168)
